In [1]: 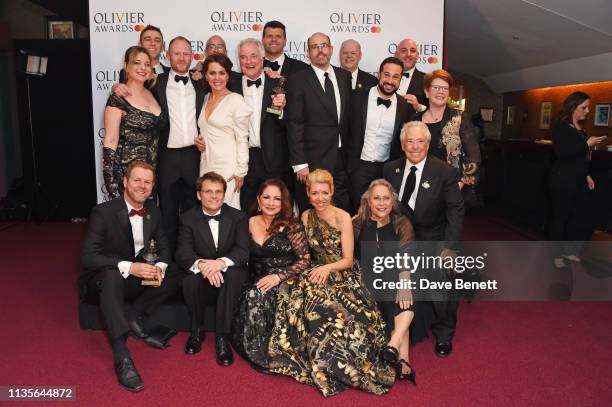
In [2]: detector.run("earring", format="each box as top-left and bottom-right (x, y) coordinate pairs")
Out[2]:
(257, 205), (261, 212)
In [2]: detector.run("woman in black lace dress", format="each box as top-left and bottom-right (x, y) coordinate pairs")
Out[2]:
(103, 46), (166, 198)
(232, 179), (310, 372)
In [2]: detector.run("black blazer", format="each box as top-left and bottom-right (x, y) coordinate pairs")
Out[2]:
(175, 204), (249, 272)
(287, 65), (352, 172)
(354, 69), (378, 90)
(347, 86), (415, 171)
(280, 54), (309, 78)
(383, 155), (464, 246)
(406, 68), (428, 107)
(79, 198), (170, 294)
(230, 74), (289, 174)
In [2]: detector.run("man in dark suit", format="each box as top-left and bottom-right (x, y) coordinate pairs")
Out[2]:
(287, 32), (352, 212)
(383, 121), (464, 357)
(394, 38), (428, 112)
(339, 39), (377, 90)
(177, 172), (249, 366)
(230, 38), (292, 211)
(261, 20), (309, 79)
(80, 161), (179, 392)
(347, 56), (415, 209)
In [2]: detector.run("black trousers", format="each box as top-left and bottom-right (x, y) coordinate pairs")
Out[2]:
(430, 299), (459, 343)
(182, 266), (247, 334)
(294, 149), (351, 213)
(89, 268), (180, 340)
(159, 146), (200, 252)
(350, 160), (385, 211)
(240, 147), (295, 212)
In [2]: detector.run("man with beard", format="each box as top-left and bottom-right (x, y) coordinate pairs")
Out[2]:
(261, 20), (308, 79)
(346, 57), (415, 209)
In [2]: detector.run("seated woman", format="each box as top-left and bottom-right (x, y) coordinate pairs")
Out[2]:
(197, 54), (251, 209)
(353, 179), (416, 384)
(232, 179), (310, 372)
(268, 169), (395, 397)
(103, 46), (166, 198)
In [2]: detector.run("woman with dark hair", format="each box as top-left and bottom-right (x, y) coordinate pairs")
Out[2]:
(103, 46), (165, 198)
(353, 179), (416, 384)
(414, 69), (480, 192)
(232, 179), (310, 373)
(197, 53), (251, 209)
(549, 91), (606, 267)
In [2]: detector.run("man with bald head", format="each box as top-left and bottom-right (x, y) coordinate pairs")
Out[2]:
(394, 38), (427, 112)
(192, 35), (241, 85)
(339, 39), (377, 90)
(287, 32), (352, 212)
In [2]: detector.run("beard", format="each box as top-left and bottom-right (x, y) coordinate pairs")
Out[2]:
(378, 82), (397, 96)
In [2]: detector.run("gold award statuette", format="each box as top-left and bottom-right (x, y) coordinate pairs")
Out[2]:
(266, 75), (286, 116)
(141, 240), (161, 286)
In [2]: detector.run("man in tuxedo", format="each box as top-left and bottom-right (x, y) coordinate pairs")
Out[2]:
(347, 57), (415, 209)
(118, 24), (169, 83)
(177, 172), (249, 366)
(261, 20), (308, 78)
(287, 32), (352, 212)
(80, 161), (179, 392)
(203, 35), (242, 83)
(383, 121), (464, 357)
(230, 38), (292, 211)
(339, 39), (377, 90)
(394, 38), (428, 112)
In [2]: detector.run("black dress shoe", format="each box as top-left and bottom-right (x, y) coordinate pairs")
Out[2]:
(128, 319), (147, 340)
(114, 357), (144, 392)
(435, 341), (453, 357)
(184, 330), (206, 355)
(215, 335), (233, 366)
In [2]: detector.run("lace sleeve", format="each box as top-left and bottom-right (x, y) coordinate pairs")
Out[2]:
(105, 94), (128, 112)
(273, 221), (311, 282)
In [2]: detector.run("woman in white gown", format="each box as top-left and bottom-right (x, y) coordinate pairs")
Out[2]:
(197, 54), (251, 209)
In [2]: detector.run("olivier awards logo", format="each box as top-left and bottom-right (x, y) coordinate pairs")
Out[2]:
(387, 42), (441, 64)
(94, 68), (121, 91)
(91, 11), (146, 33)
(190, 40), (207, 61)
(284, 40), (309, 62)
(329, 12), (382, 33)
(209, 11), (264, 32)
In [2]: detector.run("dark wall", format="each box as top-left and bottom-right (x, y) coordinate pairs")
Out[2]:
(14, 38), (96, 220)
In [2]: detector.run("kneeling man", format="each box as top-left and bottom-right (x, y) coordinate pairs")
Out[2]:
(177, 172), (249, 365)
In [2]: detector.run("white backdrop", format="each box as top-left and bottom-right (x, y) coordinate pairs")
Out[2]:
(89, 0), (444, 202)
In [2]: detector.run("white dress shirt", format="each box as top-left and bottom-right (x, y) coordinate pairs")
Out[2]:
(242, 74), (265, 148)
(350, 69), (359, 90)
(153, 63), (166, 75)
(117, 201), (168, 279)
(189, 209), (235, 274)
(166, 70), (198, 148)
(361, 87), (397, 162)
(266, 53), (285, 73)
(397, 66), (417, 96)
(399, 157), (427, 210)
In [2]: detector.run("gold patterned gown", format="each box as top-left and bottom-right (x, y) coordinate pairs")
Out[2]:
(268, 211), (395, 396)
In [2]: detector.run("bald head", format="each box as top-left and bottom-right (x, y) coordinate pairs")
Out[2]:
(307, 32), (333, 70)
(339, 39), (362, 73)
(394, 38), (419, 71)
(205, 35), (227, 57)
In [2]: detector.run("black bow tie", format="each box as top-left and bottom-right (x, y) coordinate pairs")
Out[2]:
(247, 78), (262, 88)
(377, 97), (391, 108)
(403, 72), (410, 79)
(203, 213), (221, 222)
(264, 59), (280, 71)
(175, 75), (188, 85)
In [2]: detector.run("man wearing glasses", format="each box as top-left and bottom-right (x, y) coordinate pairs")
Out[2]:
(191, 35), (241, 87)
(287, 32), (352, 212)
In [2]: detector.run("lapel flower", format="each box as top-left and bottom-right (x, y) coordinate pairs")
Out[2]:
(146, 214), (151, 220)
(357, 83), (362, 89)
(395, 168), (400, 173)
(422, 181), (430, 189)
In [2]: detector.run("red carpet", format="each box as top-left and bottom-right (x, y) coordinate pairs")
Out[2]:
(1, 219), (611, 406)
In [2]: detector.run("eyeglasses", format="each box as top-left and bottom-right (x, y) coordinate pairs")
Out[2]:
(430, 85), (450, 92)
(308, 43), (330, 51)
(206, 44), (226, 51)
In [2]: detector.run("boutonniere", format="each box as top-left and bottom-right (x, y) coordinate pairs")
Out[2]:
(146, 214), (151, 220)
(395, 168), (400, 173)
(357, 83), (362, 89)
(422, 181), (430, 189)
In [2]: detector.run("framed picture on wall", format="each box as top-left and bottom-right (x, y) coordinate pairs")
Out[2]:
(539, 102), (552, 129)
(47, 18), (75, 39)
(480, 107), (494, 122)
(506, 106), (515, 125)
(594, 104), (611, 127)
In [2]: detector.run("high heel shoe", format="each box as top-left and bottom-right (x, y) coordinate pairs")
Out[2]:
(381, 346), (399, 365)
(396, 359), (416, 385)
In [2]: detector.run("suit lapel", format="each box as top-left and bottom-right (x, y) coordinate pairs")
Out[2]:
(261, 76), (273, 126)
(414, 157), (433, 219)
(392, 159), (407, 193)
(360, 88), (369, 133)
(194, 81), (205, 120)
(335, 67), (349, 124)
(217, 206), (231, 254)
(142, 202), (152, 249)
(156, 74), (169, 115)
(116, 201), (135, 257)
(306, 67), (335, 119)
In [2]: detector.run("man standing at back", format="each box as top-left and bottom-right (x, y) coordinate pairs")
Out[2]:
(339, 39), (377, 90)
(394, 38), (428, 112)
(287, 32), (352, 212)
(261, 20), (308, 78)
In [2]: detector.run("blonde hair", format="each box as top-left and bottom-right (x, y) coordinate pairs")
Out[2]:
(306, 169), (334, 195)
(355, 179), (402, 224)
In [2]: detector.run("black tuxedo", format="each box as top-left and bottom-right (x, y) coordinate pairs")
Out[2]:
(287, 65), (352, 211)
(152, 73), (206, 252)
(347, 86), (415, 208)
(275, 54), (308, 78)
(80, 198), (178, 339)
(383, 155), (464, 342)
(353, 68), (378, 90)
(176, 204), (249, 334)
(404, 68), (428, 107)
